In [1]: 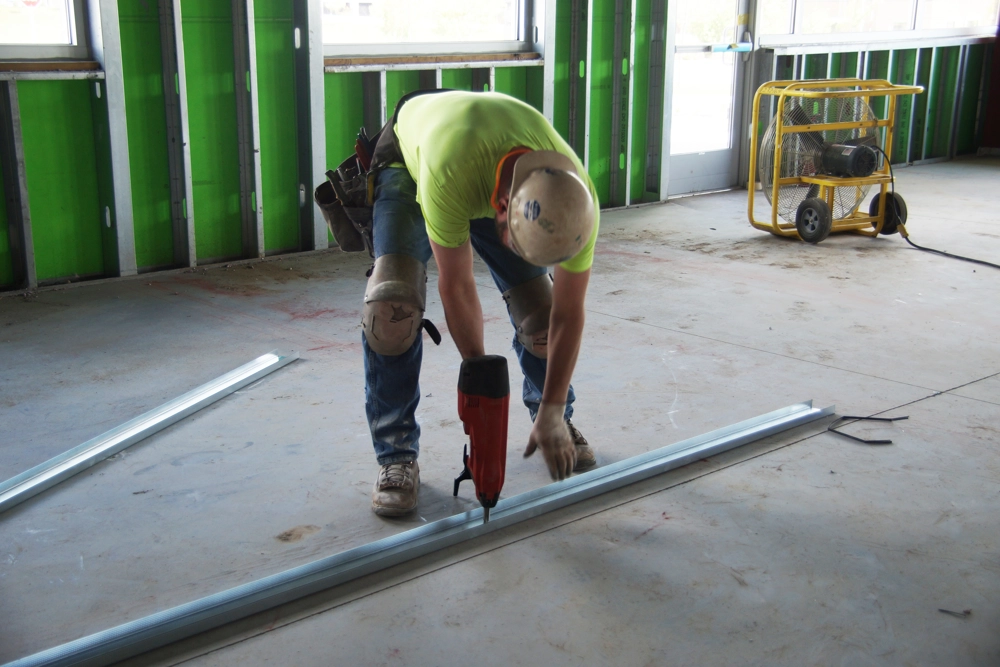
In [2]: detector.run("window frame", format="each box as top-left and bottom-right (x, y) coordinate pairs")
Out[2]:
(0, 0), (91, 60)
(321, 0), (537, 57)
(756, 0), (1000, 51)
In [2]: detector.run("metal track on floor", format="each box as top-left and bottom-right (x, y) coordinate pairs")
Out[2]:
(5, 401), (834, 667)
(0, 351), (299, 514)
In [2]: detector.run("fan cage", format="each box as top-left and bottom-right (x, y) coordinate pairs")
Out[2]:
(759, 88), (879, 222)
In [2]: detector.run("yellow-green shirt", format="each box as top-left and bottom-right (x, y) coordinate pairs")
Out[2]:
(394, 91), (600, 273)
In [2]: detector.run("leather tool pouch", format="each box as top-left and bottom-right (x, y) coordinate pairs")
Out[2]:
(314, 89), (451, 256)
(314, 160), (373, 255)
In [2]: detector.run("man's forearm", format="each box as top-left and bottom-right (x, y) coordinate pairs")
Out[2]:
(439, 275), (485, 359)
(541, 267), (590, 404)
(430, 239), (485, 359)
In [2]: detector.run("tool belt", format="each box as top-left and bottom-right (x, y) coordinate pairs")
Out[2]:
(314, 89), (452, 255)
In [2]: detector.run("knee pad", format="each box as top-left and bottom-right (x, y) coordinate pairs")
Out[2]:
(502, 274), (553, 359)
(362, 254), (427, 356)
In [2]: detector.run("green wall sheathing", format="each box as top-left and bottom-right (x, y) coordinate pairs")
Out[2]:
(323, 72), (364, 246)
(0, 157), (12, 287)
(929, 47), (960, 159)
(492, 66), (542, 111)
(120, 1), (174, 270)
(441, 68), (473, 91)
(804, 54), (827, 79)
(891, 49), (917, 163)
(867, 51), (890, 120)
(777, 55), (794, 81)
(17, 81), (105, 282)
(324, 72), (364, 170)
(182, 0), (243, 263)
(525, 66), (544, 112)
(386, 70), (421, 117)
(910, 48), (933, 161)
(629, 0), (653, 202)
(551, 0), (571, 142)
(91, 80), (121, 276)
(957, 45), (986, 155)
(255, 0), (300, 253)
(587, 0), (615, 206)
(494, 67), (527, 102)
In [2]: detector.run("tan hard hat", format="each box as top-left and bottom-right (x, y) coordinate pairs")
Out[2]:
(508, 150), (595, 267)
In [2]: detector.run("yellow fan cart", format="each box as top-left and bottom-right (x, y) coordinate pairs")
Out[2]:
(748, 78), (923, 243)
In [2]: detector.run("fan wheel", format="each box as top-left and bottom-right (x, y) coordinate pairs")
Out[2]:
(796, 198), (832, 244)
(869, 192), (907, 235)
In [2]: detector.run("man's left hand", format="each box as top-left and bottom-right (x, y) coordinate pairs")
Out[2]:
(523, 401), (576, 480)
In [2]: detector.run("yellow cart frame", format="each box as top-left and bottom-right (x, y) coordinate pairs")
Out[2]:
(747, 78), (923, 239)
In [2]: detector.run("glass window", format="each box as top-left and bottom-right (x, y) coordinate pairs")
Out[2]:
(915, 0), (1000, 29)
(0, 0), (75, 46)
(795, 0), (916, 34)
(674, 0), (738, 46)
(758, 0), (794, 36)
(323, 0), (520, 45)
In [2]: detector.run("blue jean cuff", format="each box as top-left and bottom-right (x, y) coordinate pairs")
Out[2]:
(376, 452), (418, 466)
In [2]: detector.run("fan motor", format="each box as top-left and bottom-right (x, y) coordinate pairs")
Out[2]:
(820, 143), (878, 178)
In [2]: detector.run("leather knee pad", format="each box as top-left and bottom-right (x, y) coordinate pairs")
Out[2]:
(362, 254), (427, 356)
(502, 273), (553, 359)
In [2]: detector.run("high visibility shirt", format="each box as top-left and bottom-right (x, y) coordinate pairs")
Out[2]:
(394, 91), (600, 273)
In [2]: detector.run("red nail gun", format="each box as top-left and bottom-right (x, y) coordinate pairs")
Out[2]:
(453, 355), (510, 523)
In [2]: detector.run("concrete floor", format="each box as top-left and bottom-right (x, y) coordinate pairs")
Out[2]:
(1, 158), (998, 666)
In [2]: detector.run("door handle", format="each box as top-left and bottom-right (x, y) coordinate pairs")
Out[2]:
(710, 42), (752, 53)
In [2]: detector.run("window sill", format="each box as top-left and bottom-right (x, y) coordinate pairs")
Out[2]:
(0, 60), (103, 80)
(324, 52), (541, 73)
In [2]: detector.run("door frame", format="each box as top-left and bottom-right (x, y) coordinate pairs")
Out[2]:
(659, 0), (759, 198)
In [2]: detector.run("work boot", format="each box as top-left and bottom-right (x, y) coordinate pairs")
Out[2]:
(566, 420), (597, 472)
(371, 461), (419, 517)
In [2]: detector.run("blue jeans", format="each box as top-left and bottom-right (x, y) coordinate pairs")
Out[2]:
(364, 168), (576, 465)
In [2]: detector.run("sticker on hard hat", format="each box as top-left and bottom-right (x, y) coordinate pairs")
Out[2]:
(523, 200), (541, 221)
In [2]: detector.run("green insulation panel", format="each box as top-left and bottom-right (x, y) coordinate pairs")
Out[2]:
(494, 67), (527, 104)
(182, 0), (243, 263)
(323, 72), (364, 245)
(911, 47), (933, 160)
(17, 80), (104, 282)
(119, 0), (174, 270)
(551, 0), (571, 142)
(929, 46), (960, 159)
(804, 53), (827, 79)
(324, 72), (364, 170)
(0, 156), (11, 287)
(386, 70), (421, 117)
(587, 0), (616, 206)
(891, 49), (917, 163)
(255, 0), (300, 253)
(525, 66), (544, 112)
(867, 51), (890, 120)
(492, 67), (544, 111)
(629, 0), (652, 202)
(90, 80), (121, 276)
(957, 44), (986, 155)
(441, 68), (473, 91)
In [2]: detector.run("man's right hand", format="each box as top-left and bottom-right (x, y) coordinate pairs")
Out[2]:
(523, 401), (577, 480)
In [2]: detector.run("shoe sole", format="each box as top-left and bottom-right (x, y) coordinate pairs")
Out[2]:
(372, 502), (417, 517)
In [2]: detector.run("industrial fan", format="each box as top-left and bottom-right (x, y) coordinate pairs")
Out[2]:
(748, 79), (917, 244)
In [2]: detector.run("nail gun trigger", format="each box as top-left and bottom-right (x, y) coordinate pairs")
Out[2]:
(453, 445), (472, 497)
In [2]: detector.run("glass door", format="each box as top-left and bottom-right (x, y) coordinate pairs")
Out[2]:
(665, 0), (753, 196)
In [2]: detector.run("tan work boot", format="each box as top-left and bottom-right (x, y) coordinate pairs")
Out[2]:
(371, 461), (419, 516)
(566, 420), (596, 472)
